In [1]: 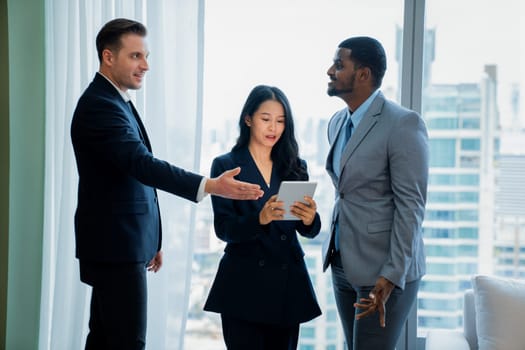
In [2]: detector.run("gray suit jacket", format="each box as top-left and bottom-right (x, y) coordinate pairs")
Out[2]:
(322, 91), (428, 289)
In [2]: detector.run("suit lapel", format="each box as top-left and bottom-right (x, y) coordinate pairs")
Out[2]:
(325, 112), (347, 180)
(232, 148), (271, 209)
(339, 93), (384, 179)
(128, 102), (152, 151)
(93, 74), (153, 152)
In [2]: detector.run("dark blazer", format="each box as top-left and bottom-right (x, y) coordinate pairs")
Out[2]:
(71, 73), (203, 264)
(204, 147), (322, 326)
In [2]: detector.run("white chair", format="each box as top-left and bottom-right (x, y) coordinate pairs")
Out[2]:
(425, 289), (476, 350)
(426, 275), (525, 350)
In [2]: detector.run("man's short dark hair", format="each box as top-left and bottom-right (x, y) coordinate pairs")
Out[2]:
(96, 18), (147, 63)
(338, 36), (387, 89)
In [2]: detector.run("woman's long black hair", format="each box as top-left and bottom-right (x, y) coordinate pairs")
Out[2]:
(232, 85), (307, 181)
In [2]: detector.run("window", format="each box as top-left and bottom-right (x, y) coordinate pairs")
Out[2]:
(326, 327), (338, 339)
(427, 191), (479, 203)
(425, 263), (456, 275)
(424, 228), (455, 239)
(186, 1), (404, 349)
(301, 327), (316, 339)
(185, 0), (525, 348)
(461, 139), (481, 151)
(326, 309), (338, 322)
(305, 257), (317, 269)
(458, 227), (478, 239)
(426, 117), (458, 129)
(419, 298), (461, 311)
(420, 0), (524, 337)
(429, 139), (456, 167)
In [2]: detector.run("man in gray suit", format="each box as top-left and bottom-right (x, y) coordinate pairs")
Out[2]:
(322, 36), (428, 349)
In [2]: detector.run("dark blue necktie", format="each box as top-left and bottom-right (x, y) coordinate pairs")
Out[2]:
(335, 117), (353, 252)
(344, 117), (353, 146)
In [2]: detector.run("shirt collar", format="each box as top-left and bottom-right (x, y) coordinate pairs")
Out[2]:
(97, 72), (132, 103)
(348, 89), (380, 128)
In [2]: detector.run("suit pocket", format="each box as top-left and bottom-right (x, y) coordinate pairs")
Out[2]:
(367, 220), (392, 234)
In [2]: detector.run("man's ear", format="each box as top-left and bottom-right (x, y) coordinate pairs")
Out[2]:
(102, 49), (113, 66)
(359, 66), (371, 82)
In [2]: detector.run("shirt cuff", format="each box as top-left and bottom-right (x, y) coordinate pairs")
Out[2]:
(195, 177), (208, 202)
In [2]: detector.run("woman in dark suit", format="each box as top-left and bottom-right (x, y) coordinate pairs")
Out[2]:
(204, 85), (322, 349)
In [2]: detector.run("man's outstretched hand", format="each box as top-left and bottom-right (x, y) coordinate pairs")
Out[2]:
(205, 167), (264, 200)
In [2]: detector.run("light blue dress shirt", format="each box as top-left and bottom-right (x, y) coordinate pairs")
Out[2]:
(333, 89), (380, 250)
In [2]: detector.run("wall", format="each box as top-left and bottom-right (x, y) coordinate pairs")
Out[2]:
(1, 0), (46, 348)
(0, 0), (10, 348)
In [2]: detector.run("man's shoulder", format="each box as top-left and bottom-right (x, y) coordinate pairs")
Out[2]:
(380, 96), (417, 117)
(76, 80), (125, 114)
(80, 74), (120, 100)
(327, 108), (347, 127)
(331, 107), (348, 119)
(378, 98), (426, 134)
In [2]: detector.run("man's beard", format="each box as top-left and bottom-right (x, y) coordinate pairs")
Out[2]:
(327, 86), (354, 96)
(327, 74), (356, 97)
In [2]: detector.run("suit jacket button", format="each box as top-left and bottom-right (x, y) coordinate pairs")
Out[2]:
(280, 234), (287, 241)
(258, 259), (265, 267)
(340, 193), (344, 199)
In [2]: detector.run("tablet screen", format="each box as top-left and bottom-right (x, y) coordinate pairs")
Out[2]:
(275, 181), (317, 220)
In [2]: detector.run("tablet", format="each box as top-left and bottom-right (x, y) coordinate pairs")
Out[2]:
(275, 181), (317, 220)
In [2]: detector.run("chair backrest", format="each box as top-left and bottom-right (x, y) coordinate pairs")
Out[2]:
(463, 289), (477, 350)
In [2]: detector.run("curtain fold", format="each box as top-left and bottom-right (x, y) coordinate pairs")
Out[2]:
(40, 1), (203, 349)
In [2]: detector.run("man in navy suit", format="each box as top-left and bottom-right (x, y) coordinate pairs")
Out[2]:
(71, 18), (263, 350)
(322, 37), (428, 349)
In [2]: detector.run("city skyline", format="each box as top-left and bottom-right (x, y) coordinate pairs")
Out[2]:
(201, 0), (525, 133)
(185, 1), (525, 349)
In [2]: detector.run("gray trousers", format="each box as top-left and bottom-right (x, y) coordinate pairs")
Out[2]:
(330, 252), (420, 350)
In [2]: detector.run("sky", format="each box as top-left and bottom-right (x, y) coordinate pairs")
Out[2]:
(202, 0), (525, 129)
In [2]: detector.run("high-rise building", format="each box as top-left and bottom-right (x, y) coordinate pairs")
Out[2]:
(296, 243), (345, 350)
(493, 83), (525, 278)
(419, 77), (498, 330)
(414, 29), (500, 332)
(494, 153), (525, 278)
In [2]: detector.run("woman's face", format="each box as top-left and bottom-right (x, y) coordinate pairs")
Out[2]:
(246, 100), (286, 149)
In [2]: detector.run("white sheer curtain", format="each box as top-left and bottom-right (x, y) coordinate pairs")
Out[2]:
(39, 1), (203, 349)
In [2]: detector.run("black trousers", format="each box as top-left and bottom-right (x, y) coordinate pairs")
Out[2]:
(80, 261), (147, 350)
(220, 314), (300, 350)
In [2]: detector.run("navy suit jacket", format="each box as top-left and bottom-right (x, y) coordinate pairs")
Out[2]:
(204, 147), (322, 326)
(71, 73), (203, 263)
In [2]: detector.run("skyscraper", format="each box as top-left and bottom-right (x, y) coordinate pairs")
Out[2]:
(413, 29), (500, 332)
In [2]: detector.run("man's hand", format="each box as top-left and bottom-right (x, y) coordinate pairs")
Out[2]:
(205, 167), (264, 200)
(354, 276), (395, 327)
(147, 251), (163, 273)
